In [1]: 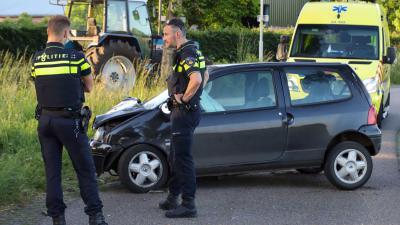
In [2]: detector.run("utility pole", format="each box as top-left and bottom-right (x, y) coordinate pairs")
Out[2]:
(259, 0), (264, 62)
(157, 0), (162, 35)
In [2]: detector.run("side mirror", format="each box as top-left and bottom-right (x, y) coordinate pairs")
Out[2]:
(160, 102), (171, 115)
(383, 47), (396, 64)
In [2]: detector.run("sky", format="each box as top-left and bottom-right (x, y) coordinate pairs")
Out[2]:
(0, 0), (64, 16)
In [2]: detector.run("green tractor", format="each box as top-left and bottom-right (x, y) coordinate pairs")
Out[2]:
(50, 0), (163, 90)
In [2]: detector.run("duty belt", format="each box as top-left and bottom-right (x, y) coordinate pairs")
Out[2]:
(41, 108), (81, 118)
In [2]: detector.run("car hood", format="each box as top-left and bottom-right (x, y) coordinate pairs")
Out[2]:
(93, 97), (147, 129)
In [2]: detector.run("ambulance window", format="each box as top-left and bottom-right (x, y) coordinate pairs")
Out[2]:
(284, 67), (351, 106)
(291, 25), (379, 60)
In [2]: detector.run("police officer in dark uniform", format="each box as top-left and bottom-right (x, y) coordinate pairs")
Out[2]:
(158, 18), (207, 218)
(31, 16), (107, 225)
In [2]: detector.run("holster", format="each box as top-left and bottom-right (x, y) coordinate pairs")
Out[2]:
(167, 96), (198, 112)
(167, 98), (174, 111)
(80, 106), (92, 133)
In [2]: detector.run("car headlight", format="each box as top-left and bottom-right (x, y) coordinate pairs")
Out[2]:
(93, 127), (105, 142)
(362, 76), (379, 94)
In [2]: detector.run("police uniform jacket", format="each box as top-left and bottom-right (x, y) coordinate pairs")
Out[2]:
(168, 41), (206, 105)
(31, 42), (91, 109)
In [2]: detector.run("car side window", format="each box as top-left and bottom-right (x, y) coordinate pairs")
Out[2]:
(285, 68), (351, 106)
(200, 70), (276, 113)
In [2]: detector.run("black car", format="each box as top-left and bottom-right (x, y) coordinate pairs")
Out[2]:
(90, 62), (381, 192)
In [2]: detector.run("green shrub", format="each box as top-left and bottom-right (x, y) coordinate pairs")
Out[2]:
(188, 28), (292, 63)
(392, 34), (400, 47)
(390, 53), (400, 84)
(0, 24), (47, 55)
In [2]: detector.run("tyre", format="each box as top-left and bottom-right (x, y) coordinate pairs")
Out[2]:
(86, 40), (140, 90)
(324, 141), (372, 190)
(377, 99), (384, 128)
(118, 145), (168, 193)
(383, 92), (390, 118)
(377, 92), (390, 128)
(296, 167), (323, 174)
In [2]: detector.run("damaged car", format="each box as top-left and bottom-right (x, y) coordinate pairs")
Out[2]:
(90, 62), (381, 192)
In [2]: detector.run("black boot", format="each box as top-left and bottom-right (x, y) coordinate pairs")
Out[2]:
(159, 194), (179, 210)
(89, 212), (108, 225)
(165, 197), (197, 218)
(52, 214), (66, 225)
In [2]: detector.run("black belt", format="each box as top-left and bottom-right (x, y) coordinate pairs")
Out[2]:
(41, 109), (80, 118)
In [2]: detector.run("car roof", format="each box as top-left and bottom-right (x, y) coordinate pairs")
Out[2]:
(207, 62), (348, 75)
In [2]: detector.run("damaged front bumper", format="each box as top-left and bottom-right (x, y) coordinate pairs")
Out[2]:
(90, 140), (113, 176)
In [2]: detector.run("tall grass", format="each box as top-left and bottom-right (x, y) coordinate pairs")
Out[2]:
(0, 51), (165, 208)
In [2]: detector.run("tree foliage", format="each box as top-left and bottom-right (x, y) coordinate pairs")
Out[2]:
(377, 0), (400, 34)
(148, 0), (259, 29)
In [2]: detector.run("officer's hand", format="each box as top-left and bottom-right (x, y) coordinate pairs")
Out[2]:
(174, 93), (184, 104)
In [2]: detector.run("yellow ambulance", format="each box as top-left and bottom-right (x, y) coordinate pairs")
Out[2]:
(286, 1), (397, 126)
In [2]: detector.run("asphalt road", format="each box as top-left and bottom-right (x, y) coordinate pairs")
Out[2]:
(28, 86), (400, 225)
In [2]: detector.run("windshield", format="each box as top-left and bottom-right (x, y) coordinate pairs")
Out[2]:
(290, 25), (379, 60)
(68, 3), (103, 34)
(143, 90), (169, 110)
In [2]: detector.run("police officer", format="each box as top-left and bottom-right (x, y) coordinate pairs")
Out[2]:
(158, 18), (207, 218)
(31, 16), (107, 225)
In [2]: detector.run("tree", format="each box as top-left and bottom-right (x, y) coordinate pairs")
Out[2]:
(378, 0), (400, 34)
(147, 0), (259, 29)
(182, 0), (259, 29)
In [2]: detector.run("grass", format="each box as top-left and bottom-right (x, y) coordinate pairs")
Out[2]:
(0, 51), (166, 208)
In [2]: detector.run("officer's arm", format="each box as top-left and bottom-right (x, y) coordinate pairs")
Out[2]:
(81, 75), (94, 93)
(182, 71), (202, 103)
(79, 56), (93, 92)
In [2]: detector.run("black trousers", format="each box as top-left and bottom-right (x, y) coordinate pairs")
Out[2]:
(38, 114), (103, 217)
(168, 107), (201, 199)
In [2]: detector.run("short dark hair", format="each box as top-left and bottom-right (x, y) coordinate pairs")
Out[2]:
(166, 18), (186, 36)
(48, 15), (70, 36)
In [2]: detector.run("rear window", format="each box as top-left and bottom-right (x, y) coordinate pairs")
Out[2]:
(284, 67), (351, 106)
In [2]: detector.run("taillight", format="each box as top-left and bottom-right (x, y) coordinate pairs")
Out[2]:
(367, 106), (377, 125)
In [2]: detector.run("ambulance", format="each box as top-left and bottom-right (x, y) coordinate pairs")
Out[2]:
(286, 1), (397, 126)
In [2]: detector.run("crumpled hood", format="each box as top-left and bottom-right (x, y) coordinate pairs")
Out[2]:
(93, 97), (147, 129)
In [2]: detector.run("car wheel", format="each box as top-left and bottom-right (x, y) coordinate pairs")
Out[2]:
(118, 145), (168, 193)
(296, 167), (323, 174)
(377, 99), (384, 128)
(324, 141), (372, 190)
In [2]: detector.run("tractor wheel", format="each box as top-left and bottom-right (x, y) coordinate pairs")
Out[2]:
(86, 40), (140, 91)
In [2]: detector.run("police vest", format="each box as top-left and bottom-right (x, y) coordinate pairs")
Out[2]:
(168, 41), (206, 104)
(31, 42), (91, 109)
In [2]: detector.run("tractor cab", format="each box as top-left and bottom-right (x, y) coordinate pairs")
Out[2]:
(50, 0), (163, 90)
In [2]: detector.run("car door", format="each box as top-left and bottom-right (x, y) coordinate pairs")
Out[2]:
(281, 66), (354, 162)
(192, 67), (287, 168)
